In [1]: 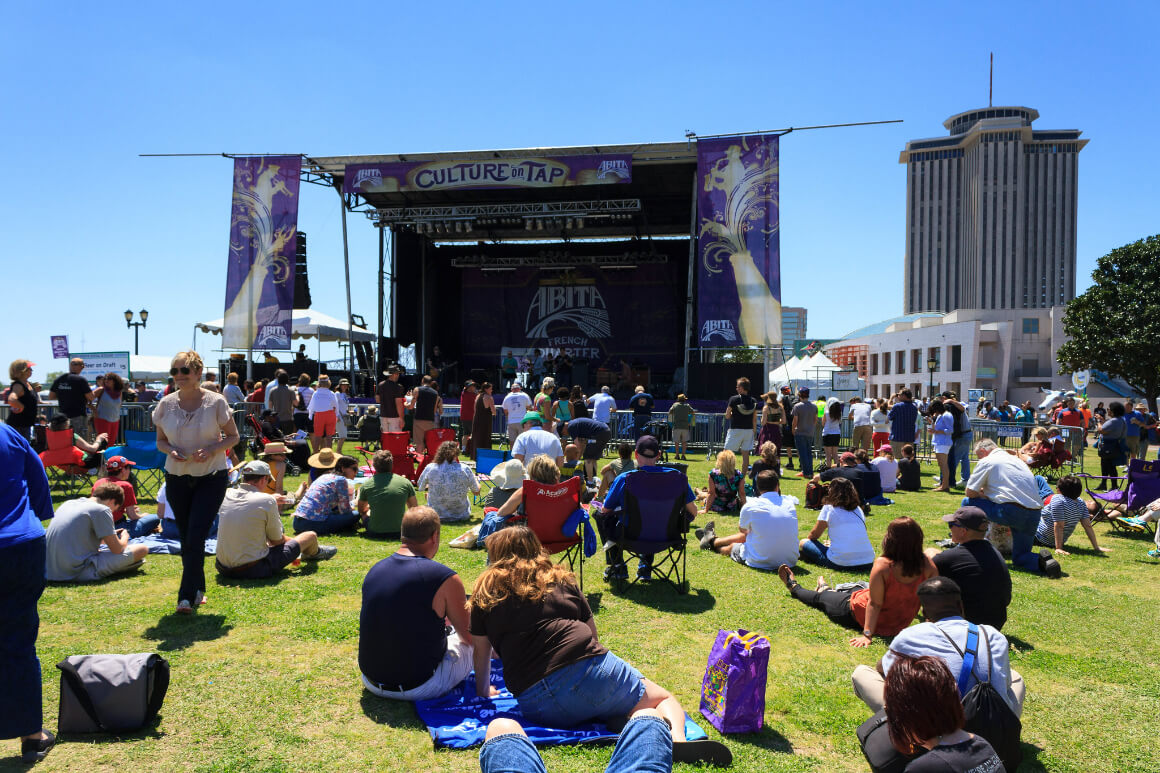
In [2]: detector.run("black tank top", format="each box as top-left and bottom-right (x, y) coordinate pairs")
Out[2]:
(359, 553), (455, 690)
(7, 379), (37, 428)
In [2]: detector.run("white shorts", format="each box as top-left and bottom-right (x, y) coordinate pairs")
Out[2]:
(724, 429), (755, 453)
(336, 418), (349, 439)
(361, 632), (473, 702)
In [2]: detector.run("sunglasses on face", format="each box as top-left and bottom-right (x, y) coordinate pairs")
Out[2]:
(170, 367), (192, 375)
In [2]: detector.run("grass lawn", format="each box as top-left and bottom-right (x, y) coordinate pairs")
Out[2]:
(18, 446), (1160, 772)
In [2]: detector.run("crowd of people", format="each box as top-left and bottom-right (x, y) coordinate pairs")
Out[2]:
(4, 348), (1157, 768)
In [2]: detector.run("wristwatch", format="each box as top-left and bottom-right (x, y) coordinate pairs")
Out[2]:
(862, 630), (873, 639)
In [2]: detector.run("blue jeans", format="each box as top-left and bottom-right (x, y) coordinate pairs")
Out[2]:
(952, 434), (973, 483)
(0, 536), (46, 739)
(293, 510), (359, 536)
(166, 471), (229, 605)
(961, 496), (1042, 572)
(798, 539), (873, 572)
(480, 714), (672, 773)
(516, 652), (645, 728)
(794, 434), (814, 476)
(118, 513), (161, 539)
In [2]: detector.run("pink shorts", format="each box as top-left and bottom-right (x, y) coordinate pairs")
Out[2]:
(313, 409), (337, 437)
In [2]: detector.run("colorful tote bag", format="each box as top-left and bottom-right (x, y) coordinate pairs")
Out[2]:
(699, 629), (770, 734)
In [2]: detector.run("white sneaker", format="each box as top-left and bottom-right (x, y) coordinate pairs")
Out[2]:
(175, 600), (193, 615)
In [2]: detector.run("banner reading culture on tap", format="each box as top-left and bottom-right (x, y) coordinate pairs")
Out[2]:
(343, 154), (632, 194)
(222, 156), (301, 351)
(695, 134), (782, 348)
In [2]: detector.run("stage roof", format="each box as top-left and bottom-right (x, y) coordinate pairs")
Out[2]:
(308, 141), (697, 242)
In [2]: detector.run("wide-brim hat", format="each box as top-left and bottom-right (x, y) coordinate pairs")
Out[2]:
(490, 458), (526, 489)
(308, 448), (340, 469)
(261, 442), (289, 457)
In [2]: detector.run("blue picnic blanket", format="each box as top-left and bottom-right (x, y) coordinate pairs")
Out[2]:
(128, 534), (218, 555)
(413, 660), (707, 749)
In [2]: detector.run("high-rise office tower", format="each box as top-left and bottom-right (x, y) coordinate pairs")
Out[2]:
(899, 107), (1087, 313)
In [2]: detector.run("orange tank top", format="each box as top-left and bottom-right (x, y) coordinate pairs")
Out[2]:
(850, 563), (926, 637)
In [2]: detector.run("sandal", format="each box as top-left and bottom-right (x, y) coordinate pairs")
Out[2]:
(673, 738), (733, 767)
(777, 564), (796, 590)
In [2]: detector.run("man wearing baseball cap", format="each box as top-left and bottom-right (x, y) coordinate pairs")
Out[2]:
(215, 460), (335, 579)
(91, 456), (161, 539)
(923, 506), (1014, 629)
(813, 451), (872, 515)
(511, 412), (563, 467)
(596, 435), (697, 582)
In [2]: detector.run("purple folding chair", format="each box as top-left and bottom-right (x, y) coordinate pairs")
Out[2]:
(1081, 459), (1160, 534)
(610, 468), (693, 594)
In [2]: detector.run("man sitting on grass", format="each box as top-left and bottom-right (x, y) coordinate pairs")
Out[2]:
(91, 455), (161, 539)
(696, 470), (799, 571)
(45, 483), (148, 582)
(924, 506), (1012, 630)
(359, 506), (474, 701)
(215, 461), (335, 579)
(851, 576), (1024, 717)
(357, 450), (417, 539)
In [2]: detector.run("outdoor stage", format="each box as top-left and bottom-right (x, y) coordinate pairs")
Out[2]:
(307, 142), (702, 395)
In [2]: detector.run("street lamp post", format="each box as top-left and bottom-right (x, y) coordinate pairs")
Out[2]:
(124, 309), (149, 355)
(927, 355), (937, 400)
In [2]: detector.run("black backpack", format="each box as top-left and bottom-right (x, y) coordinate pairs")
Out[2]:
(938, 623), (1023, 771)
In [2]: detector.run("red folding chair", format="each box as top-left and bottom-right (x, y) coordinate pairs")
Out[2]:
(380, 431), (420, 483)
(425, 427), (457, 453)
(520, 477), (586, 590)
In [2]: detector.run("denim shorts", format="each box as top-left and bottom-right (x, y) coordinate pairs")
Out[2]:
(516, 651), (645, 727)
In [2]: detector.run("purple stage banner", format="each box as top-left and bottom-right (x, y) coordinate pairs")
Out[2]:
(460, 265), (683, 373)
(343, 154), (632, 194)
(50, 335), (69, 359)
(696, 135), (781, 347)
(223, 156), (301, 350)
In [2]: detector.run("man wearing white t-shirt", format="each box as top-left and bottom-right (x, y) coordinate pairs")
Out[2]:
(696, 470), (799, 570)
(848, 397), (873, 452)
(511, 413), (564, 467)
(500, 383), (533, 447)
(587, 385), (618, 425)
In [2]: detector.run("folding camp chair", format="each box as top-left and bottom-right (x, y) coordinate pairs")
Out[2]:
(607, 468), (693, 594)
(518, 477), (587, 590)
(1081, 459), (1160, 533)
(473, 448), (512, 505)
(380, 431), (420, 483)
(424, 427), (457, 454)
(1026, 438), (1073, 482)
(40, 428), (95, 499)
(105, 430), (167, 498)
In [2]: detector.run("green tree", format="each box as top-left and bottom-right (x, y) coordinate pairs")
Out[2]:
(1057, 234), (1160, 405)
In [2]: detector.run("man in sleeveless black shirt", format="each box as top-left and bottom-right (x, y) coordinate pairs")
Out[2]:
(359, 507), (473, 700)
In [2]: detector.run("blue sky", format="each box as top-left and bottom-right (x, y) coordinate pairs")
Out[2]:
(3, 1), (1157, 380)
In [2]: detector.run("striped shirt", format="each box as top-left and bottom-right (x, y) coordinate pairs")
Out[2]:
(1036, 495), (1088, 546)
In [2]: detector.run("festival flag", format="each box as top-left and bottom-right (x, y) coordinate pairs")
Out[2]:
(223, 156), (301, 350)
(695, 135), (781, 348)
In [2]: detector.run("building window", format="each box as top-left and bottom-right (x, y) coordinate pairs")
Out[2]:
(897, 351), (906, 374)
(883, 352), (891, 375)
(950, 345), (962, 372)
(870, 353), (879, 376)
(1023, 318), (1040, 335)
(912, 349), (922, 373)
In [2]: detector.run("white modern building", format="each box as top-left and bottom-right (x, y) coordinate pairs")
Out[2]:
(828, 308), (1073, 406)
(900, 106), (1087, 315)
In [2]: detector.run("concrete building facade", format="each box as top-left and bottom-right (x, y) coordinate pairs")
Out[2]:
(900, 107), (1087, 315)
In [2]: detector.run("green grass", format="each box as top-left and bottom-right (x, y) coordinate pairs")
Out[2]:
(16, 448), (1160, 772)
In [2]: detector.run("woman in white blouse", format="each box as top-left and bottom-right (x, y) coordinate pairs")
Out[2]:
(416, 441), (479, 522)
(153, 350), (239, 615)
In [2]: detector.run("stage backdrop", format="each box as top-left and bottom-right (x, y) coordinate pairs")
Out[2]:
(223, 156), (301, 350)
(460, 265), (683, 374)
(696, 134), (781, 348)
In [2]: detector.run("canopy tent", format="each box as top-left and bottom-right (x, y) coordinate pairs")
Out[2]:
(769, 351), (862, 396)
(195, 308), (375, 345)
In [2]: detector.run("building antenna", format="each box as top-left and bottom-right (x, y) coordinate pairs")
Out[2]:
(989, 52), (993, 107)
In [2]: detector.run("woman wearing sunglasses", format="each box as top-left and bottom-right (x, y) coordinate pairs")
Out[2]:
(152, 350), (239, 615)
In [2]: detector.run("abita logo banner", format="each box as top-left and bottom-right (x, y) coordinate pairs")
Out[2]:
(525, 278), (612, 340)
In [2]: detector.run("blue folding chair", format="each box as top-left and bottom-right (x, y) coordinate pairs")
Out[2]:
(106, 429), (167, 497)
(607, 468), (693, 594)
(474, 448), (512, 505)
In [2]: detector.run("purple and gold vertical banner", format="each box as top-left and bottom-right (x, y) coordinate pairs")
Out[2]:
(223, 156), (301, 350)
(696, 135), (781, 347)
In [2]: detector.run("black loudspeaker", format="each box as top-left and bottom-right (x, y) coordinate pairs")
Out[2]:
(470, 368), (488, 383)
(293, 232), (311, 309)
(572, 360), (589, 390)
(686, 363), (765, 398)
(355, 341), (372, 371)
(377, 337), (397, 374)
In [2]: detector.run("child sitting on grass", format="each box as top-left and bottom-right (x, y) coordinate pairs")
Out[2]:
(559, 443), (583, 481)
(1036, 474), (1110, 556)
(871, 444), (898, 493)
(896, 444), (921, 491)
(596, 443), (636, 500)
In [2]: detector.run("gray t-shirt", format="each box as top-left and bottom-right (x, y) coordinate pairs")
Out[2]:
(45, 499), (116, 581)
(791, 401), (817, 436)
